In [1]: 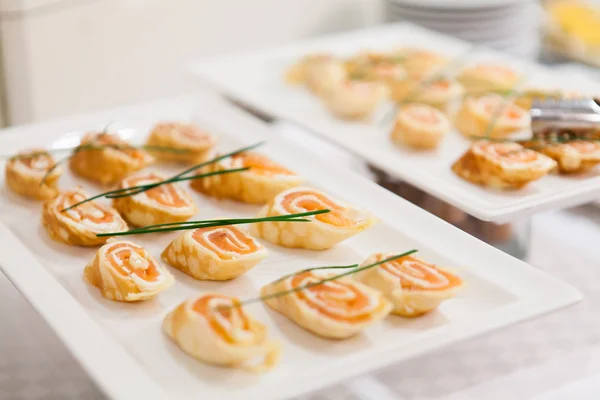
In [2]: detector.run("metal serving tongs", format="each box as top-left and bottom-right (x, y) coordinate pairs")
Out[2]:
(530, 97), (600, 137)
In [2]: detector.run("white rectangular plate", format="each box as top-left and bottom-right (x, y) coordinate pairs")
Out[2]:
(0, 94), (582, 400)
(189, 23), (600, 223)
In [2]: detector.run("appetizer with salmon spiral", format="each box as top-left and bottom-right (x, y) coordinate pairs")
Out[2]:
(146, 122), (216, 164)
(163, 293), (280, 372)
(452, 141), (557, 189)
(69, 132), (153, 185)
(161, 225), (267, 280)
(322, 80), (387, 120)
(395, 48), (449, 81)
(84, 239), (174, 301)
(112, 172), (197, 227)
(42, 188), (128, 246)
(391, 78), (464, 111)
(285, 53), (341, 88)
(455, 94), (529, 139)
(391, 104), (451, 149)
(252, 187), (377, 250)
(297, 55), (347, 96)
(525, 140), (600, 174)
(261, 271), (392, 339)
(191, 151), (304, 204)
(354, 253), (462, 317)
(5, 149), (62, 200)
(457, 63), (520, 94)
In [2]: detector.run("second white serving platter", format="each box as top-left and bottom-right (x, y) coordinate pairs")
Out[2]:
(189, 23), (600, 223)
(0, 94), (582, 400)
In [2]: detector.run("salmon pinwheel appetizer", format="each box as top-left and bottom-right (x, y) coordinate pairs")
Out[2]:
(322, 80), (387, 120)
(163, 293), (281, 372)
(113, 172), (197, 227)
(161, 225), (267, 280)
(191, 151), (304, 204)
(302, 56), (347, 96)
(528, 140), (600, 174)
(391, 78), (464, 111)
(395, 48), (449, 81)
(5, 149), (62, 200)
(391, 104), (451, 149)
(452, 141), (557, 189)
(84, 239), (174, 301)
(455, 94), (529, 139)
(457, 63), (520, 94)
(42, 188), (128, 246)
(261, 271), (391, 339)
(285, 53), (339, 87)
(69, 132), (154, 185)
(354, 253), (462, 317)
(146, 122), (216, 164)
(252, 187), (377, 250)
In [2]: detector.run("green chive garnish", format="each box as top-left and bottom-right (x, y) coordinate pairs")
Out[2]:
(219, 250), (418, 310)
(95, 209), (331, 237)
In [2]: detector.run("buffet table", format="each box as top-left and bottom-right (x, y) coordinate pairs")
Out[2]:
(1, 118), (600, 400)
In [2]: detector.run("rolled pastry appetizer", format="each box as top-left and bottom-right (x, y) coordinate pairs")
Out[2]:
(42, 188), (128, 246)
(161, 225), (267, 280)
(146, 122), (216, 164)
(84, 239), (174, 301)
(69, 132), (154, 185)
(455, 94), (529, 139)
(452, 141), (556, 189)
(261, 271), (392, 339)
(395, 48), (449, 81)
(252, 187), (377, 250)
(354, 253), (462, 317)
(390, 104), (451, 149)
(191, 151), (304, 204)
(113, 172), (197, 227)
(457, 63), (520, 94)
(163, 293), (280, 372)
(322, 81), (387, 120)
(285, 53), (335, 86)
(391, 78), (464, 111)
(5, 149), (62, 200)
(527, 140), (600, 173)
(304, 57), (347, 96)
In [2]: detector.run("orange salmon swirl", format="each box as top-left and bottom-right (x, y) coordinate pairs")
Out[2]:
(42, 188), (128, 246)
(355, 253), (463, 317)
(455, 94), (529, 139)
(253, 187), (377, 250)
(146, 122), (216, 164)
(452, 141), (556, 190)
(69, 132), (153, 185)
(261, 271), (391, 339)
(5, 149), (63, 200)
(535, 140), (600, 173)
(190, 151), (304, 204)
(163, 293), (280, 372)
(84, 240), (173, 301)
(162, 225), (267, 280)
(391, 104), (451, 149)
(112, 172), (197, 227)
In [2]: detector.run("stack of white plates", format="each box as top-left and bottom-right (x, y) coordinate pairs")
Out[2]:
(386, 0), (542, 59)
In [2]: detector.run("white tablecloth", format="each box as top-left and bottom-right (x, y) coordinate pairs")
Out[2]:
(2, 121), (600, 400)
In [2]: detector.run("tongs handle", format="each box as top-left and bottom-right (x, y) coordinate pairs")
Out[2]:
(531, 98), (600, 135)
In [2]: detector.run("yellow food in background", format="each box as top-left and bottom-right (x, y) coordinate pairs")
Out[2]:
(548, 1), (600, 47)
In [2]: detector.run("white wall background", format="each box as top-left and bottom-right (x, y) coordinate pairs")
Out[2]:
(0, 0), (384, 124)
